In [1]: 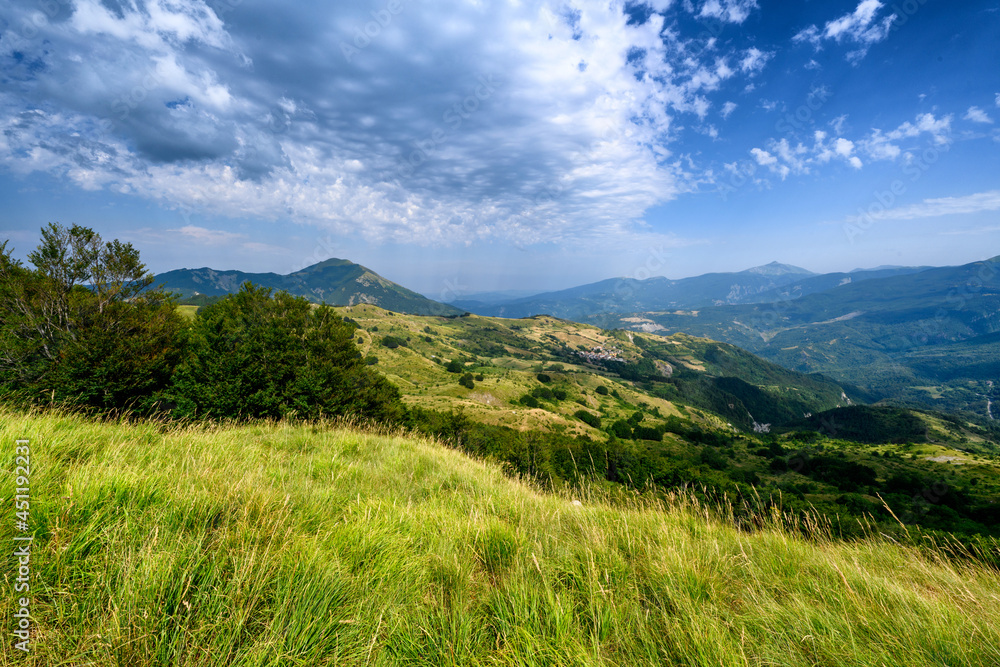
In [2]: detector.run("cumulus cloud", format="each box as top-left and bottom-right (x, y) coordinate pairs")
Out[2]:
(2, 0), (754, 247)
(965, 106), (994, 124)
(697, 0), (760, 24)
(750, 130), (866, 179)
(720, 101), (738, 119)
(739, 47), (772, 75)
(793, 0), (896, 62)
(886, 113), (953, 145)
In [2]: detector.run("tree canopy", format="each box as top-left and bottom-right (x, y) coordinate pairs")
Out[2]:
(165, 283), (406, 423)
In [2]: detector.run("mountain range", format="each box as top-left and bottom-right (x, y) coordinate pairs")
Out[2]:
(156, 254), (1000, 420)
(449, 262), (927, 319)
(155, 258), (462, 316)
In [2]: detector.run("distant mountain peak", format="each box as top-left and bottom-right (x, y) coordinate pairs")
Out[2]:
(745, 261), (814, 276)
(154, 257), (460, 316)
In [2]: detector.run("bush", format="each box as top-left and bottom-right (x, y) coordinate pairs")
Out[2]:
(446, 360), (463, 373)
(595, 385), (609, 396)
(532, 387), (554, 400)
(552, 388), (567, 401)
(366, 356), (379, 365)
(520, 395), (540, 408)
(633, 425), (663, 441)
(381, 335), (406, 349)
(609, 420), (632, 439)
(575, 410), (601, 429)
(459, 373), (475, 389)
(475, 374), (484, 381)
(536, 373), (552, 383)
(166, 284), (406, 423)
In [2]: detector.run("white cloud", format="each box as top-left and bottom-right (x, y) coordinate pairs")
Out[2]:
(0, 0), (729, 248)
(697, 0), (760, 24)
(739, 47), (772, 75)
(167, 225), (245, 244)
(965, 106), (994, 124)
(848, 191), (1000, 224)
(886, 113), (953, 145)
(721, 101), (738, 119)
(752, 131), (865, 177)
(996, 92), (1000, 108)
(860, 130), (901, 161)
(793, 0), (897, 62)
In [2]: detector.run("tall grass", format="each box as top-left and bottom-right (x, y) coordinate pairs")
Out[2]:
(2, 408), (999, 666)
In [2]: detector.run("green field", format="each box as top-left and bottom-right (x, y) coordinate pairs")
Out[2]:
(3, 408), (1000, 666)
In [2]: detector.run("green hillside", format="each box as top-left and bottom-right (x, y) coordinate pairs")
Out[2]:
(155, 258), (462, 316)
(597, 257), (1000, 418)
(335, 305), (850, 436)
(3, 409), (1000, 666)
(333, 306), (1000, 542)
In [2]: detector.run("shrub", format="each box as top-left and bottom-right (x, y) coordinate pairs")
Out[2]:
(595, 385), (609, 396)
(520, 395), (540, 408)
(366, 356), (379, 365)
(633, 425), (663, 441)
(552, 388), (567, 401)
(536, 373), (552, 383)
(609, 420), (632, 439)
(381, 335), (406, 349)
(459, 373), (475, 389)
(446, 360), (463, 373)
(531, 387), (554, 400)
(575, 410), (601, 429)
(475, 374), (484, 381)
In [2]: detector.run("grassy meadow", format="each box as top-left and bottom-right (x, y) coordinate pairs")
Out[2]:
(3, 408), (1000, 666)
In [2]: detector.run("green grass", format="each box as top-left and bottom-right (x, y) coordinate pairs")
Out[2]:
(3, 408), (1000, 666)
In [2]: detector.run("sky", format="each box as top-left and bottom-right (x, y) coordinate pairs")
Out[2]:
(1, 0), (999, 301)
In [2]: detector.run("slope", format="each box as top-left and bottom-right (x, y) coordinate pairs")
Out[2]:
(3, 409), (999, 666)
(601, 256), (1000, 416)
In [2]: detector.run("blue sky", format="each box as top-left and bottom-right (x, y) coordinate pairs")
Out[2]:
(1, 0), (998, 300)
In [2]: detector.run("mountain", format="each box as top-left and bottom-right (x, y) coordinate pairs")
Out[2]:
(598, 256), (1000, 418)
(453, 262), (818, 320)
(154, 258), (462, 316)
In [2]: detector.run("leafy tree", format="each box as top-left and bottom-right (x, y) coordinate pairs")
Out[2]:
(0, 224), (183, 412)
(446, 360), (463, 373)
(459, 373), (475, 389)
(166, 284), (406, 422)
(595, 385), (609, 396)
(536, 373), (551, 383)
